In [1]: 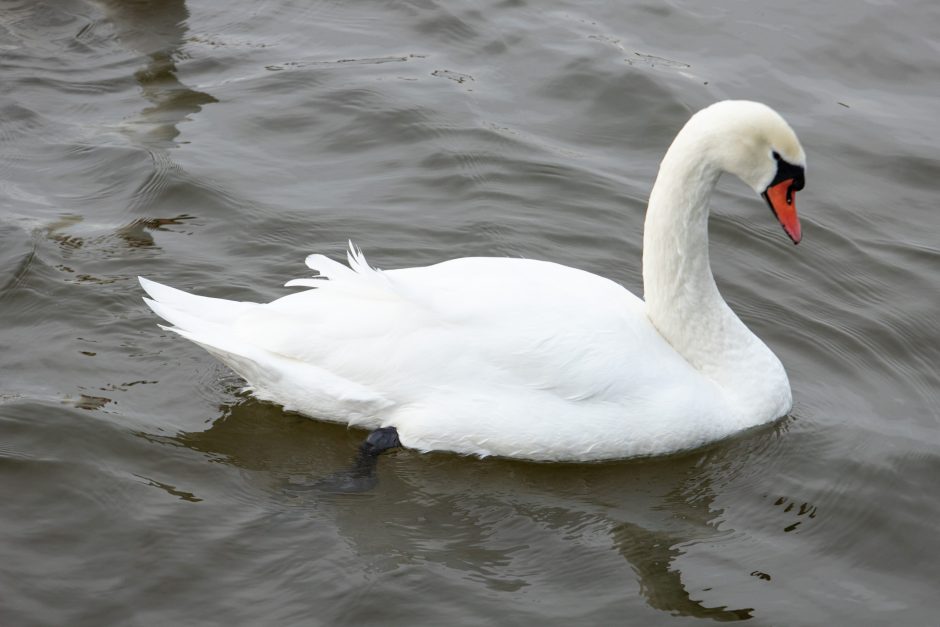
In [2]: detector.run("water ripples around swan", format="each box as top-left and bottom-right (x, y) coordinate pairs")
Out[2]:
(1, 0), (939, 624)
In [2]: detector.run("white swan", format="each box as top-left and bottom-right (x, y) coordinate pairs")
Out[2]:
(141, 100), (806, 462)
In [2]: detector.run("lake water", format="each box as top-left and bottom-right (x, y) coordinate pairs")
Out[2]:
(2, 0), (938, 624)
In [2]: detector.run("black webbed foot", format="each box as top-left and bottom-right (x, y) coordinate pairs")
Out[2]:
(359, 426), (401, 456)
(286, 427), (401, 495)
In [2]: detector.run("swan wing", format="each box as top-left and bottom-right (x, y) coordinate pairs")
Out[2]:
(243, 251), (704, 403)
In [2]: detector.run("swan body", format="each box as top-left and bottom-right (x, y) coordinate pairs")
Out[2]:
(142, 100), (807, 461)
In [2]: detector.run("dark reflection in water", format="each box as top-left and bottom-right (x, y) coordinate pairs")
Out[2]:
(42, 212), (196, 251)
(613, 523), (752, 621)
(97, 0), (216, 148)
(147, 397), (758, 621)
(113, 214), (196, 247)
(0, 223), (35, 297)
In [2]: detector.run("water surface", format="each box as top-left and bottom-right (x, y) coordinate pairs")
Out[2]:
(2, 0), (939, 624)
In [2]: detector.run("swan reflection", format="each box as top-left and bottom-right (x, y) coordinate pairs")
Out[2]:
(148, 396), (765, 621)
(96, 0), (216, 148)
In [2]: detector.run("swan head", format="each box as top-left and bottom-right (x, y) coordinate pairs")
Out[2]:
(689, 101), (807, 244)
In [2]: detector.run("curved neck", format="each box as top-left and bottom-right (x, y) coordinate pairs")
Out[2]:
(641, 133), (769, 385)
(643, 140), (721, 318)
(637, 103), (794, 423)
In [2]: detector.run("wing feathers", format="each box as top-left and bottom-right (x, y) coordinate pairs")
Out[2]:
(289, 242), (394, 297)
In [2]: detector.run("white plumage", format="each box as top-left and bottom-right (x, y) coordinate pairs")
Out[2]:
(142, 100), (807, 461)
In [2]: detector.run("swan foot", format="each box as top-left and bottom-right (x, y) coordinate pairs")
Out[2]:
(288, 427), (401, 494)
(359, 426), (402, 457)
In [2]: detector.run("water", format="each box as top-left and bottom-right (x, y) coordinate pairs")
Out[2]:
(2, 0), (938, 624)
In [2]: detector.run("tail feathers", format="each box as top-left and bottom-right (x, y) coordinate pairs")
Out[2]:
(139, 277), (257, 330)
(143, 298), (226, 340)
(139, 267), (394, 423)
(141, 293), (276, 387)
(165, 323), (393, 424)
(168, 324), (268, 379)
(140, 277), (293, 395)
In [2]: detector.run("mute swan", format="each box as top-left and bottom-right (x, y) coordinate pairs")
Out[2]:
(141, 100), (806, 462)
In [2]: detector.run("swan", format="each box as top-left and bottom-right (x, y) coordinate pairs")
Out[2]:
(141, 100), (806, 462)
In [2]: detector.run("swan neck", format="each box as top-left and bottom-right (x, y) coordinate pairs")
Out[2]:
(641, 133), (757, 379)
(639, 128), (791, 422)
(642, 140), (722, 327)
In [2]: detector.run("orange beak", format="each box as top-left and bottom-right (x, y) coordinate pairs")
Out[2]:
(762, 178), (802, 244)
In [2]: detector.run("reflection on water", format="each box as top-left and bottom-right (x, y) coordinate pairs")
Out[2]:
(148, 397), (757, 621)
(0, 223), (35, 297)
(43, 213), (196, 250)
(613, 523), (751, 621)
(11, 1), (231, 270)
(96, 0), (216, 148)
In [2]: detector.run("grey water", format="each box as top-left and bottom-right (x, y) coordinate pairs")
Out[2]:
(2, 0), (939, 624)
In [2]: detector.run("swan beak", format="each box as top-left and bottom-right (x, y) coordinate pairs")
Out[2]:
(762, 179), (802, 244)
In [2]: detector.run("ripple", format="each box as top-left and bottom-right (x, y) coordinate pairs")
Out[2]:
(2, 0), (940, 624)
